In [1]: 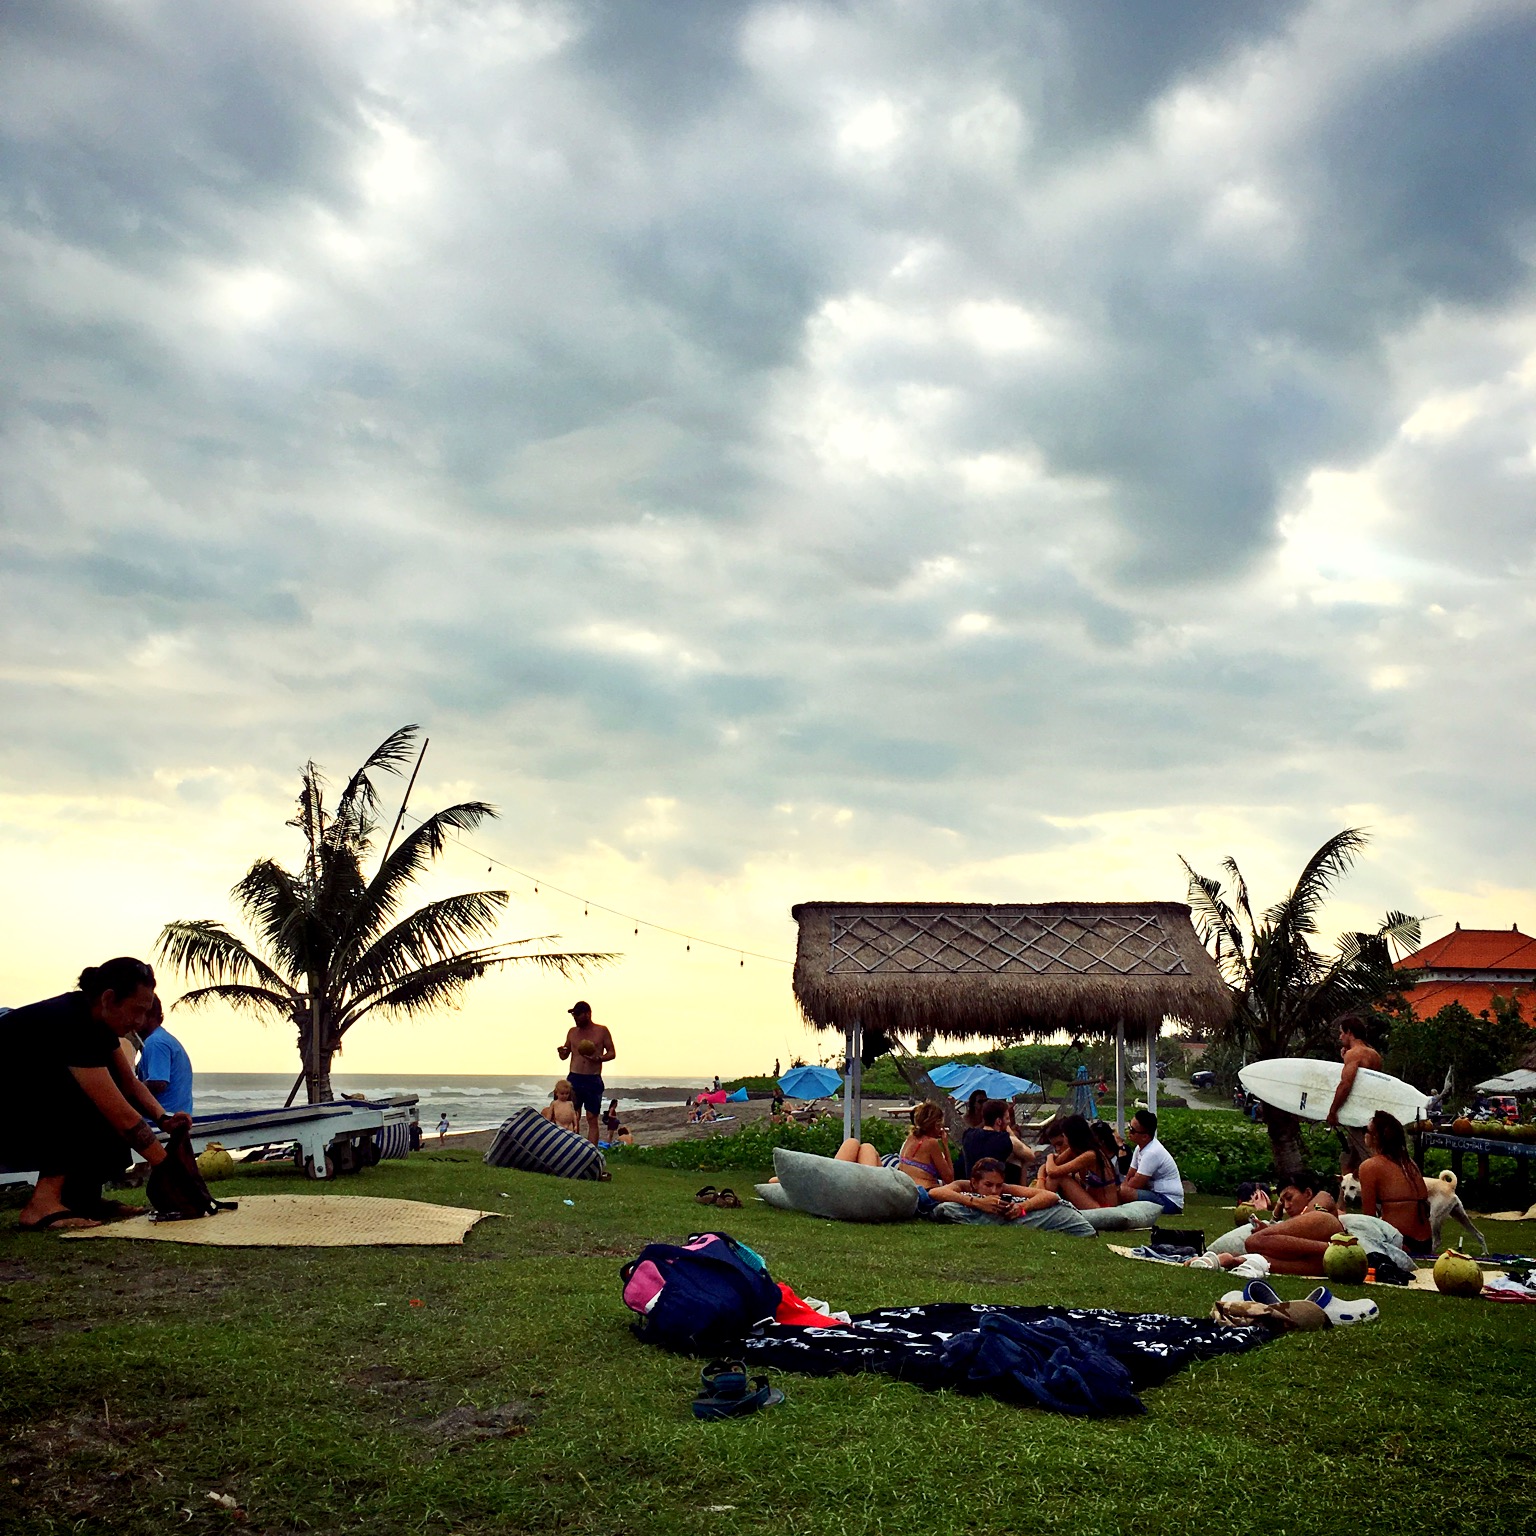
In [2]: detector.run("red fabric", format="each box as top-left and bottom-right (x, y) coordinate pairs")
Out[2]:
(773, 1282), (839, 1328)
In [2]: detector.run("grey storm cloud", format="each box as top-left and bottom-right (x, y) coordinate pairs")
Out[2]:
(1, 0), (1533, 905)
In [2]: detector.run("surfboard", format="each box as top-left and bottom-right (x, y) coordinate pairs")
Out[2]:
(1238, 1058), (1428, 1128)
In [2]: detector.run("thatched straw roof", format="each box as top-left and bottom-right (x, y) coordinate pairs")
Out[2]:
(791, 901), (1231, 1041)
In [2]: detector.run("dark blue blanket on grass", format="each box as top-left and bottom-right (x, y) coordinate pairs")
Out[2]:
(741, 1303), (1272, 1416)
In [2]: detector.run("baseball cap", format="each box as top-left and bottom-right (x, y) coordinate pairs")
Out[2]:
(568, 1001), (591, 1015)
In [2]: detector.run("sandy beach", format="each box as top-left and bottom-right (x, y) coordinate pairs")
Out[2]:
(439, 1095), (914, 1152)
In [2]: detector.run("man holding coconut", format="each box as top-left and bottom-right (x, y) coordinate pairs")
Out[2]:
(558, 1001), (615, 1144)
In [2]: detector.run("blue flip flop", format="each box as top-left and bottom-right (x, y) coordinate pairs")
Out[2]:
(692, 1374), (784, 1420)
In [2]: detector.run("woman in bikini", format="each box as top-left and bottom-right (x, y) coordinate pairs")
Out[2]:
(1358, 1110), (1433, 1257)
(1037, 1114), (1119, 1209)
(891, 1100), (953, 1190)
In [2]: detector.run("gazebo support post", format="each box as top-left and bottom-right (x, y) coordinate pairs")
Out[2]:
(1115, 1020), (1125, 1134)
(1147, 1020), (1158, 1116)
(842, 1021), (864, 1142)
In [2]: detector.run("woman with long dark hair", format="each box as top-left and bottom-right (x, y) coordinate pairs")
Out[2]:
(1039, 1113), (1119, 1209)
(1358, 1110), (1433, 1256)
(0, 958), (190, 1232)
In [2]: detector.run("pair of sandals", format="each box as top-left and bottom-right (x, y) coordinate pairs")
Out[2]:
(692, 1359), (784, 1420)
(695, 1185), (741, 1208)
(1226, 1278), (1379, 1328)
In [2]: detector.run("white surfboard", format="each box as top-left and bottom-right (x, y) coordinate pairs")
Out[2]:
(1238, 1058), (1428, 1128)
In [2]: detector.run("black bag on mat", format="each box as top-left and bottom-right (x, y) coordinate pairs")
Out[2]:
(1150, 1225), (1204, 1253)
(147, 1127), (237, 1221)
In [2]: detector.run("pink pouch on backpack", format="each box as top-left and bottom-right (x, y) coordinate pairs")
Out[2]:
(622, 1259), (667, 1314)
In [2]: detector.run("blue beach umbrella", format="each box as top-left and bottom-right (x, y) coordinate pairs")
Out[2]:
(778, 1064), (844, 1100)
(944, 1066), (1042, 1101)
(926, 1062), (971, 1087)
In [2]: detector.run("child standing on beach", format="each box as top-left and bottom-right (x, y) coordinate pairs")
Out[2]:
(542, 1080), (582, 1134)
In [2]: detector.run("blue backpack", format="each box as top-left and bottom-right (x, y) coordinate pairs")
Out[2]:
(620, 1232), (781, 1352)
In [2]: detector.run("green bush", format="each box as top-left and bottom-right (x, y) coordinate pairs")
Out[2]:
(1155, 1109), (1338, 1194)
(606, 1116), (904, 1172)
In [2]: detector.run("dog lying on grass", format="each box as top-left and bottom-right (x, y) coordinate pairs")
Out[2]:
(1340, 1168), (1488, 1254)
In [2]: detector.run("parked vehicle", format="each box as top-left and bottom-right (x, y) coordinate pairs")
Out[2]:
(1190, 1069), (1217, 1090)
(1487, 1094), (1520, 1124)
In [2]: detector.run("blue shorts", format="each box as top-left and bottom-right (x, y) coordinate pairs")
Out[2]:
(569, 1075), (603, 1117)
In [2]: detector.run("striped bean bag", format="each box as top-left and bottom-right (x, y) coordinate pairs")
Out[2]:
(484, 1107), (607, 1180)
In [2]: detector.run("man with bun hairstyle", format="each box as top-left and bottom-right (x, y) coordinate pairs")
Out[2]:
(0, 958), (192, 1231)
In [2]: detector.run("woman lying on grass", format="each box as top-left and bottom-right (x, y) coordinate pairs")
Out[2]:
(928, 1157), (1061, 1223)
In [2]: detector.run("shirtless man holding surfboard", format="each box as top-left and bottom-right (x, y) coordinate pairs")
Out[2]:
(1326, 1014), (1382, 1167)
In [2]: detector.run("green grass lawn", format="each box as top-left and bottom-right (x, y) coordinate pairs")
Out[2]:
(3, 1152), (1534, 1536)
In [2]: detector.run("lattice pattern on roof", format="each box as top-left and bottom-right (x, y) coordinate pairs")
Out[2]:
(826, 907), (1191, 978)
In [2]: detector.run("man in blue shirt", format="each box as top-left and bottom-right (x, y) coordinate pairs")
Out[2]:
(136, 997), (194, 1116)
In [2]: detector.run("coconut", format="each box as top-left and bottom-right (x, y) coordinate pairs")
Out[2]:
(576, 1039), (598, 1058)
(1432, 1247), (1484, 1298)
(1322, 1232), (1369, 1285)
(1234, 1202), (1257, 1225)
(196, 1142), (237, 1182)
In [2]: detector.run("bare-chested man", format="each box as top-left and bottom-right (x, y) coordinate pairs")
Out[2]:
(557, 1001), (616, 1145)
(1326, 1013), (1382, 1170)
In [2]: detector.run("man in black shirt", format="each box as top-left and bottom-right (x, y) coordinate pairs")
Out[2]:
(1, 957), (190, 1231)
(960, 1099), (1037, 1183)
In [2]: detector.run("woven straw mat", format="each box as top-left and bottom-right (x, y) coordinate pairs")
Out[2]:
(60, 1195), (501, 1247)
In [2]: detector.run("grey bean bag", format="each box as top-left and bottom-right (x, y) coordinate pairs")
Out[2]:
(936, 1200), (1098, 1237)
(1079, 1200), (1163, 1232)
(769, 1147), (920, 1222)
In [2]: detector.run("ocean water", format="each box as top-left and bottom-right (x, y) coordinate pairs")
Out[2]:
(194, 1073), (713, 1134)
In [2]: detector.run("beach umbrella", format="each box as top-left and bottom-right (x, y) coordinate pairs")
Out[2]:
(944, 1066), (1042, 1101)
(778, 1064), (843, 1100)
(926, 1062), (971, 1087)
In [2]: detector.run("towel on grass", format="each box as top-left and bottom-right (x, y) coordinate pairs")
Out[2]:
(741, 1302), (1271, 1417)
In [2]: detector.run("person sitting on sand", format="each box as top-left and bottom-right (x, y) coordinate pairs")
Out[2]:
(1358, 1110), (1433, 1257)
(688, 1103), (718, 1125)
(891, 1100), (954, 1190)
(542, 1080), (582, 1134)
(1037, 1114), (1119, 1209)
(614, 1124), (633, 1146)
(1209, 1176), (1344, 1274)
(928, 1158), (1062, 1224)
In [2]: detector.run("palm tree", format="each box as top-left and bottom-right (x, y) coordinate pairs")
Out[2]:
(1180, 828), (1419, 1181)
(156, 725), (613, 1103)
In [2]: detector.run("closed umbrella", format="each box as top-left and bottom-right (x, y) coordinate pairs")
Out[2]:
(778, 1065), (843, 1100)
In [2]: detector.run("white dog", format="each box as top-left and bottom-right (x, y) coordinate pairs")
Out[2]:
(1338, 1168), (1486, 1253)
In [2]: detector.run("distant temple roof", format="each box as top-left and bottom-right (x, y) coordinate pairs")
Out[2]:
(1394, 924), (1536, 1022)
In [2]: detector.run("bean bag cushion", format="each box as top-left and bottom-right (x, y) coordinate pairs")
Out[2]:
(754, 1182), (798, 1210)
(1206, 1223), (1253, 1257)
(936, 1200), (1098, 1237)
(484, 1107), (606, 1179)
(1079, 1200), (1163, 1232)
(771, 1147), (919, 1222)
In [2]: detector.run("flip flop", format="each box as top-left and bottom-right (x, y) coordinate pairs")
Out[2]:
(694, 1186), (719, 1205)
(692, 1376), (784, 1420)
(715, 1188), (742, 1209)
(700, 1359), (749, 1398)
(18, 1209), (101, 1233)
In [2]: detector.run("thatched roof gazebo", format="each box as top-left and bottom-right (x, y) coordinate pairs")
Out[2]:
(791, 901), (1232, 1134)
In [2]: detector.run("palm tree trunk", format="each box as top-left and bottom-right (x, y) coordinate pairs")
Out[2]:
(1264, 1107), (1307, 1186)
(305, 1051), (336, 1104)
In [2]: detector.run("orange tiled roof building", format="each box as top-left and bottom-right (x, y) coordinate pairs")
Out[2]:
(1394, 924), (1536, 1022)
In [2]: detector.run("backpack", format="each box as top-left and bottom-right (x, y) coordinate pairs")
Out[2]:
(620, 1232), (781, 1352)
(147, 1127), (238, 1221)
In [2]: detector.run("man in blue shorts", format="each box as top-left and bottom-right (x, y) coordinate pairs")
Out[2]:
(557, 1001), (616, 1145)
(1117, 1109), (1185, 1214)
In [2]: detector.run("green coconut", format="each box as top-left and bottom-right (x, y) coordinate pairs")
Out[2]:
(1432, 1247), (1483, 1298)
(1322, 1232), (1369, 1284)
(196, 1143), (237, 1182)
(1235, 1203), (1257, 1224)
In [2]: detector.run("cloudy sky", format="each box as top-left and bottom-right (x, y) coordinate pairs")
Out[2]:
(3, 0), (1534, 1079)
